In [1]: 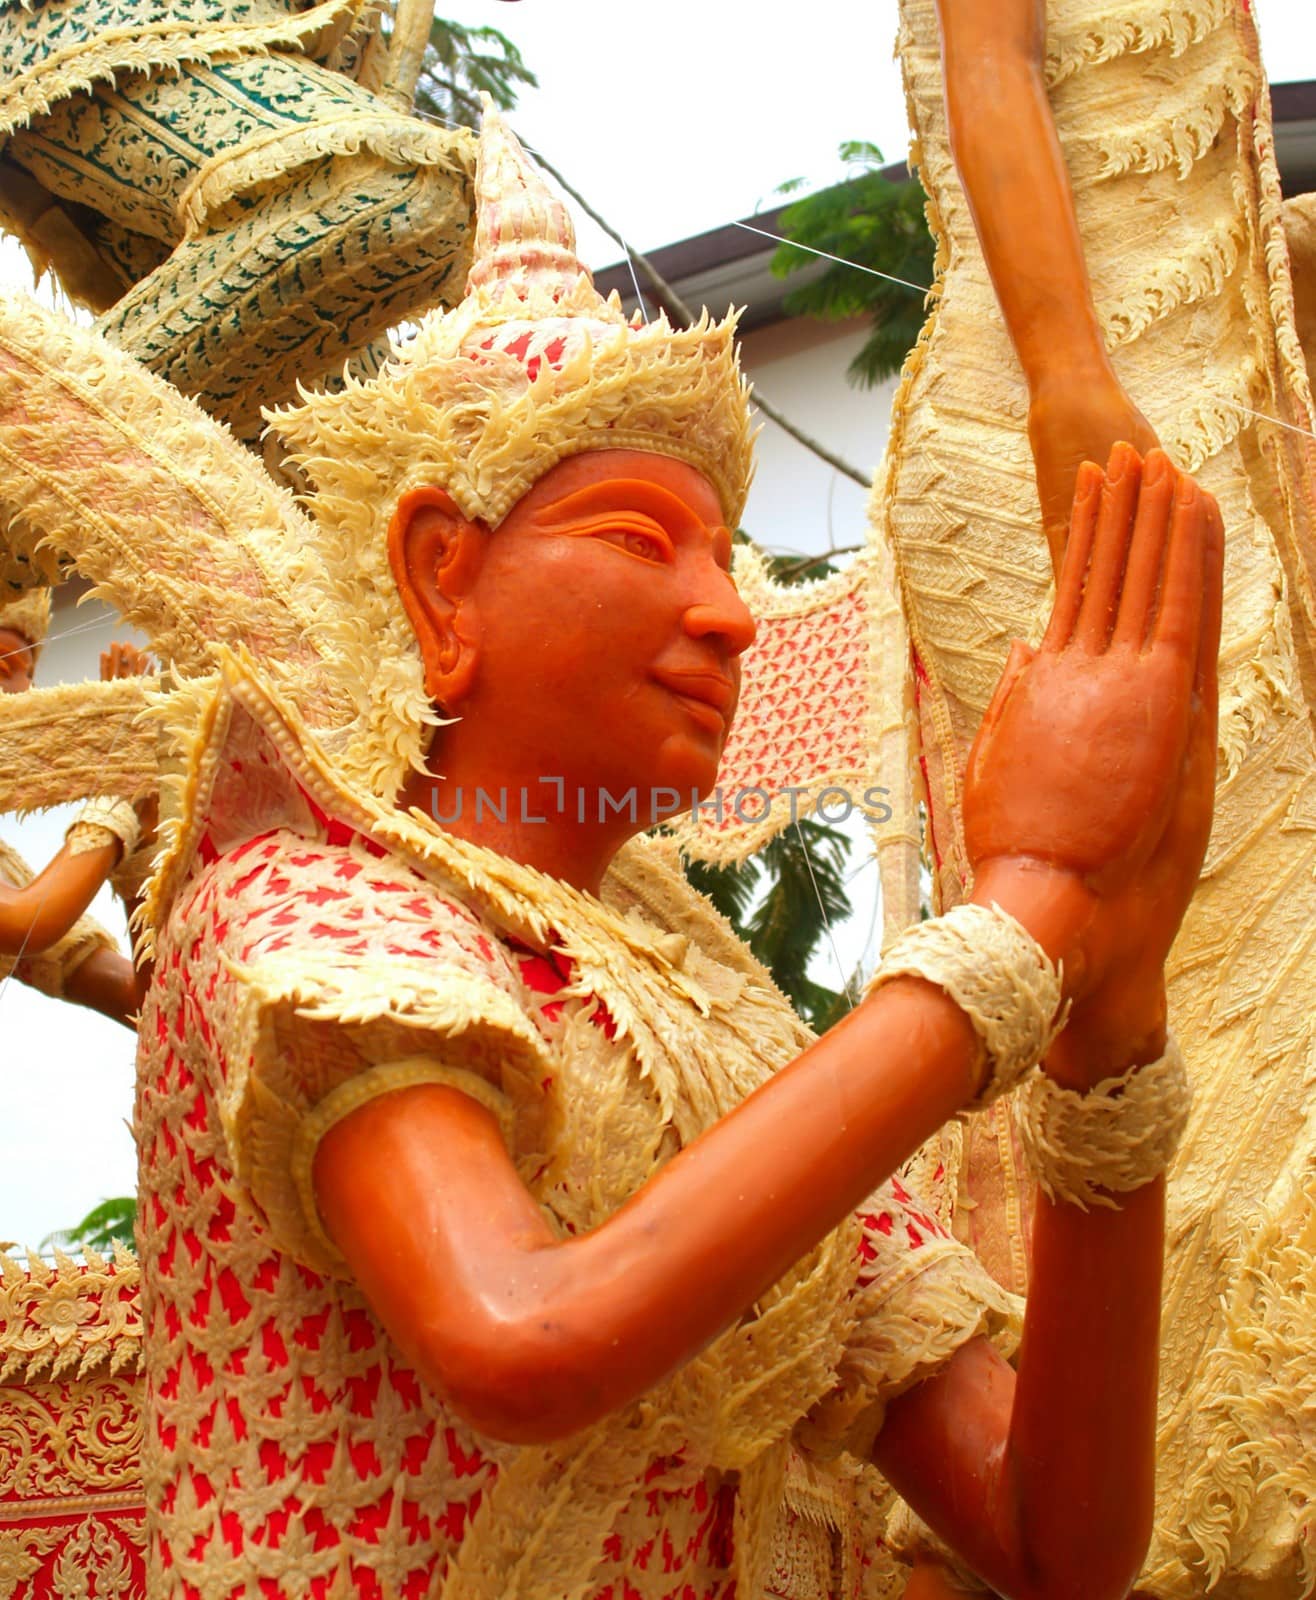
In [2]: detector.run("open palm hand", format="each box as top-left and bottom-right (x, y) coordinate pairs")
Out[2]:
(964, 445), (1223, 1043)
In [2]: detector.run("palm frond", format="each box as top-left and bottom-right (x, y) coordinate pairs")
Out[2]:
(42, 1195), (137, 1256)
(414, 18), (538, 130)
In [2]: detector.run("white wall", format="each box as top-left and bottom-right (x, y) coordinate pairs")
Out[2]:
(739, 317), (897, 561)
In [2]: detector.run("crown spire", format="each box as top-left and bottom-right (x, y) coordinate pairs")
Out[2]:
(460, 96), (626, 343)
(463, 98), (595, 311)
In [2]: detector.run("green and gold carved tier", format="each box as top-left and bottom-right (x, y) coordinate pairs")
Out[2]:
(0, 0), (476, 431)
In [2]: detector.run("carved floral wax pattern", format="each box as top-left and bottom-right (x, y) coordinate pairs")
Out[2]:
(0, 1253), (147, 1600)
(136, 806), (996, 1600)
(669, 549), (881, 865)
(884, 0), (1316, 1592)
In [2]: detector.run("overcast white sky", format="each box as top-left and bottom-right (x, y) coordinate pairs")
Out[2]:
(448, 0), (917, 268)
(2, 0), (1315, 1251)
(447, 0), (1316, 271)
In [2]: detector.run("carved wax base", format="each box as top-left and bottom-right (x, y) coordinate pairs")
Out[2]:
(0, 1252), (145, 1599)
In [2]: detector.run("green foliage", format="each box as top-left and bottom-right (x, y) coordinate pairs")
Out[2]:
(415, 18), (538, 130)
(685, 818), (856, 1034)
(43, 1196), (137, 1256)
(771, 142), (935, 389)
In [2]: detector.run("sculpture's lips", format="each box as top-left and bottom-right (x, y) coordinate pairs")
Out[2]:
(652, 669), (736, 716)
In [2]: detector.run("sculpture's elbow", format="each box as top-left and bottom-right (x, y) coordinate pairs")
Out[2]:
(414, 1306), (618, 1446)
(1013, 1516), (1153, 1600)
(0, 897), (65, 956)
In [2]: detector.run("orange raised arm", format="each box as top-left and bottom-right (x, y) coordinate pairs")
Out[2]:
(0, 836), (122, 955)
(935, 0), (1158, 563)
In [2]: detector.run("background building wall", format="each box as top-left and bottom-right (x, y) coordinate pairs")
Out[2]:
(739, 318), (898, 561)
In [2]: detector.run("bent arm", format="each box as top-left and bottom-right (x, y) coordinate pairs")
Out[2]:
(62, 945), (139, 1028)
(315, 974), (980, 1443)
(314, 868), (1085, 1444)
(0, 837), (120, 953)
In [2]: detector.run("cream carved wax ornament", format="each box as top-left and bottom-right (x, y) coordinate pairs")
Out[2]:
(879, 2), (1316, 1594)
(0, 0), (478, 439)
(0, 1248), (145, 1600)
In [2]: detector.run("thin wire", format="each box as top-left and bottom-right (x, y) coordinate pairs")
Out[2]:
(855, 865), (884, 986)
(410, 103), (461, 132)
(412, 101), (653, 324)
(1223, 398), (1316, 444)
(844, 850), (878, 886)
(414, 101), (545, 161)
(837, 847), (883, 987)
(414, 104), (928, 300)
(729, 220), (931, 295)
(793, 817), (861, 1010)
(622, 247), (649, 324)
(0, 608), (138, 663)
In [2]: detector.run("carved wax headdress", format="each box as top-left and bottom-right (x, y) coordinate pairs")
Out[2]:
(0, 585), (49, 661)
(268, 100), (754, 793)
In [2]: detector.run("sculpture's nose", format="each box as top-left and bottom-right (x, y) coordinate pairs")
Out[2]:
(683, 569), (757, 657)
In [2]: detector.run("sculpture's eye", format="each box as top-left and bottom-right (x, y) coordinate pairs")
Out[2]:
(620, 530), (665, 561)
(601, 525), (673, 563)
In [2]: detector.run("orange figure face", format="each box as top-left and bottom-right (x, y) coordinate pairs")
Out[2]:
(0, 627), (35, 695)
(393, 449), (757, 812)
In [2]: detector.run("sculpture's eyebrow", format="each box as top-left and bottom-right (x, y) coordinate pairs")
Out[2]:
(529, 478), (712, 536)
(529, 478), (733, 569)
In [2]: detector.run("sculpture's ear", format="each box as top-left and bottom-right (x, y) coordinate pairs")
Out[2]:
(388, 486), (487, 709)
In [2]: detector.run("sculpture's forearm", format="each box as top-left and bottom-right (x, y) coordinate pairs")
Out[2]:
(62, 945), (139, 1029)
(1002, 1176), (1162, 1596)
(936, 0), (1109, 385)
(0, 839), (119, 954)
(316, 972), (981, 1442)
(873, 1028), (1166, 1600)
(935, 0), (1160, 553)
